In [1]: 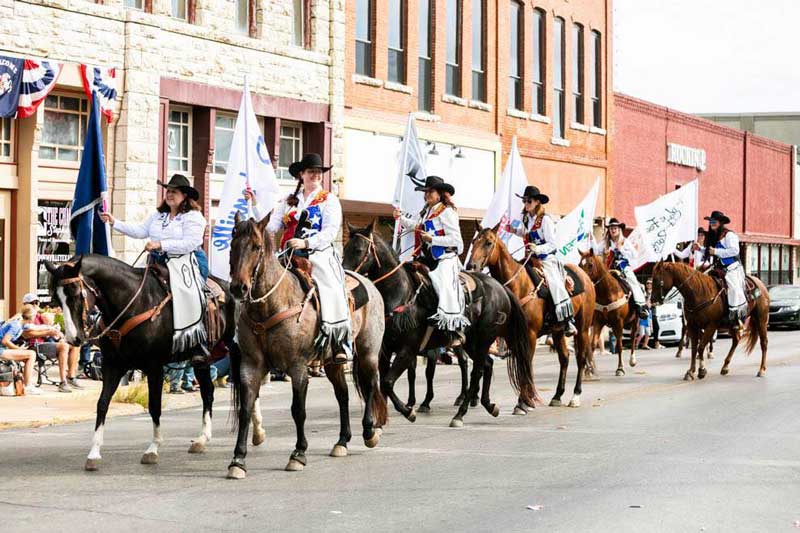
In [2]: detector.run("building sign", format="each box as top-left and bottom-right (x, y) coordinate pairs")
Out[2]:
(667, 143), (706, 171)
(36, 200), (73, 303)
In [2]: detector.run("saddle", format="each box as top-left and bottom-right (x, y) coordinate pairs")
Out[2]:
(286, 256), (370, 314)
(609, 270), (633, 297)
(524, 264), (584, 300)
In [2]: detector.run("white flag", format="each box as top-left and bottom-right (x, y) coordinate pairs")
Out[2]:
(555, 178), (599, 264)
(479, 136), (527, 259)
(621, 226), (659, 270)
(392, 114), (428, 259)
(634, 179), (699, 260)
(210, 81), (280, 280)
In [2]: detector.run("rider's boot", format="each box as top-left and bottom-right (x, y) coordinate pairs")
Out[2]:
(563, 317), (577, 337)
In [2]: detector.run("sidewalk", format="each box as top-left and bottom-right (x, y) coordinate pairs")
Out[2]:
(0, 379), (205, 431)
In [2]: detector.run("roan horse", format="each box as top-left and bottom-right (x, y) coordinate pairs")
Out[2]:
(651, 261), (769, 380)
(578, 250), (639, 377)
(341, 222), (535, 427)
(226, 213), (387, 479)
(45, 254), (259, 471)
(468, 227), (596, 408)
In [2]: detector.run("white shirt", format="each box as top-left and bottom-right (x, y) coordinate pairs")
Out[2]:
(714, 230), (740, 259)
(266, 186), (342, 251)
(511, 213), (557, 255)
(398, 203), (464, 254)
(113, 210), (206, 255)
(674, 244), (711, 270)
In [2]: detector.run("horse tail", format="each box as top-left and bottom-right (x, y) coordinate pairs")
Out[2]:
(502, 286), (535, 405)
(744, 304), (761, 356)
(228, 342), (242, 434)
(352, 351), (388, 427)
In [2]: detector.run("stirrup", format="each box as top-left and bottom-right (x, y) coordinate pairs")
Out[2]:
(330, 352), (348, 365)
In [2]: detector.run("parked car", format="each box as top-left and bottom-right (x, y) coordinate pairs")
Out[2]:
(654, 289), (684, 345)
(768, 285), (800, 329)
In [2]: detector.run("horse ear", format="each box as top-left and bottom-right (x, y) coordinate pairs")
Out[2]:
(474, 220), (483, 233)
(367, 218), (377, 234)
(257, 211), (271, 234)
(74, 255), (83, 271)
(346, 222), (357, 235)
(491, 221), (501, 233)
(234, 211), (243, 227)
(44, 260), (58, 275)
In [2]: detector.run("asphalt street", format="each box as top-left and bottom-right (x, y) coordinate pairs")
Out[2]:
(2, 331), (799, 532)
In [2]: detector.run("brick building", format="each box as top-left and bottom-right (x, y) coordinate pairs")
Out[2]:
(341, 0), (613, 238)
(614, 93), (798, 284)
(0, 0), (344, 317)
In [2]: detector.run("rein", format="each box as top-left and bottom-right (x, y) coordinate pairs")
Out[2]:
(245, 247), (294, 304)
(352, 233), (382, 274)
(502, 251), (536, 288)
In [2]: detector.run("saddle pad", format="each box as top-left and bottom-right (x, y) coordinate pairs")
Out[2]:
(345, 272), (370, 311)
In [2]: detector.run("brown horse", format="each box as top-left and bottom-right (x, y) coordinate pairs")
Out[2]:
(468, 227), (596, 408)
(578, 250), (638, 376)
(651, 261), (769, 380)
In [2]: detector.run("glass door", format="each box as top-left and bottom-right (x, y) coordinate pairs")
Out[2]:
(0, 191), (10, 319)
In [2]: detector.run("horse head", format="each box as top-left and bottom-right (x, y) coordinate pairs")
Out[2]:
(578, 249), (604, 282)
(342, 219), (386, 275)
(650, 261), (674, 305)
(229, 211), (272, 300)
(44, 256), (93, 346)
(467, 223), (502, 271)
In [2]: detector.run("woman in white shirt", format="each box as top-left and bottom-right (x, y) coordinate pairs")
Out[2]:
(592, 218), (648, 318)
(674, 227), (711, 271)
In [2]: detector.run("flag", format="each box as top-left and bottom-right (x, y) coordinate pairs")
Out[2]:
(70, 93), (112, 256)
(478, 136), (527, 259)
(18, 59), (63, 118)
(555, 178), (600, 264)
(80, 65), (118, 122)
(634, 178), (699, 260)
(621, 227), (658, 271)
(210, 80), (281, 280)
(391, 114), (428, 259)
(0, 55), (24, 118)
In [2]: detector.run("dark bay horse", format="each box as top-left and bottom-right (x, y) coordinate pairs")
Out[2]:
(578, 250), (639, 376)
(468, 227), (596, 409)
(341, 222), (535, 428)
(651, 262), (769, 380)
(226, 213), (387, 479)
(45, 254), (259, 471)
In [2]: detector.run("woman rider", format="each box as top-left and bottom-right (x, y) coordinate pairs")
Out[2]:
(508, 185), (577, 336)
(393, 175), (468, 344)
(592, 218), (648, 318)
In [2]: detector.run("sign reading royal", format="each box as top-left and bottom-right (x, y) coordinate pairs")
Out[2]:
(667, 143), (706, 171)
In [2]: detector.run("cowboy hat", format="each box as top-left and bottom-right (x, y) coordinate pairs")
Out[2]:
(288, 153), (332, 179)
(697, 227), (707, 235)
(157, 174), (199, 201)
(606, 218), (626, 230)
(414, 175), (456, 196)
(515, 185), (549, 204)
(704, 210), (731, 225)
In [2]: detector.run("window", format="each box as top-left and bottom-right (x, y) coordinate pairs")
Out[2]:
(355, 0), (374, 76)
(388, 0), (405, 83)
(213, 113), (236, 175)
(0, 118), (11, 160)
(236, 0), (249, 34)
(171, 0), (186, 19)
(508, 2), (523, 110)
(293, 0), (305, 47)
(553, 17), (565, 138)
(771, 244), (780, 285)
(532, 8), (545, 115)
(572, 23), (584, 124)
(590, 30), (602, 127)
(167, 107), (191, 173)
(40, 94), (89, 162)
(445, 0), (462, 97)
(278, 122), (302, 181)
(124, 0), (143, 9)
(471, 0), (486, 102)
(418, 0), (433, 111)
(781, 245), (791, 284)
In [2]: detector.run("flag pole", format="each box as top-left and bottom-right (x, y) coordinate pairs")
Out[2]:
(392, 116), (411, 252)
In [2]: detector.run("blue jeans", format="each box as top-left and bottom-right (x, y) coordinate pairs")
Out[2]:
(211, 355), (230, 379)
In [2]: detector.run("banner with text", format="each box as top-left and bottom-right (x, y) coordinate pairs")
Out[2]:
(634, 179), (699, 260)
(555, 178), (599, 264)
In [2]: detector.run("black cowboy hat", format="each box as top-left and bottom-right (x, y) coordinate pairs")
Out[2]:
(158, 174), (199, 201)
(704, 210), (731, 225)
(697, 227), (707, 235)
(414, 175), (456, 196)
(288, 153), (332, 179)
(606, 218), (626, 230)
(515, 185), (549, 204)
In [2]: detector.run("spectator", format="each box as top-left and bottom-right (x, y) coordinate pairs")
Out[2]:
(0, 305), (42, 395)
(21, 293), (82, 392)
(635, 279), (654, 350)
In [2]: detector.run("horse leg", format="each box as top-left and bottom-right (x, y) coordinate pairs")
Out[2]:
(140, 367), (164, 465)
(514, 330), (542, 414)
(616, 320), (627, 376)
(325, 362), (351, 458)
(188, 364), (214, 454)
(406, 355), (417, 409)
(453, 346), (470, 406)
(570, 327), (588, 407)
(549, 334), (569, 406)
(586, 325), (601, 379)
(355, 349), (384, 448)
(684, 327), (698, 381)
(85, 364), (126, 471)
(480, 356), (499, 417)
(381, 347), (417, 421)
(450, 354), (484, 427)
(697, 328), (716, 380)
(721, 326), (742, 376)
(285, 365), (309, 471)
(251, 395), (267, 446)
(227, 358), (265, 479)
(676, 316), (687, 358)
(757, 315), (768, 377)
(419, 351), (436, 413)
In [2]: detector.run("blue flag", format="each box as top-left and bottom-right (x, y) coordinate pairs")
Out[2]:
(0, 55), (24, 118)
(70, 93), (111, 255)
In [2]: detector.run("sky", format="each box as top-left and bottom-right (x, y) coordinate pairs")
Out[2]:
(613, 0), (799, 114)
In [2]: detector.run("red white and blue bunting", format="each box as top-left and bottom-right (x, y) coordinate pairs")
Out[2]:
(79, 64), (118, 122)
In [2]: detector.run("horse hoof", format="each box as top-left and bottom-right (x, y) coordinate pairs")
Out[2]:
(568, 397), (581, 408)
(470, 398), (479, 407)
(227, 465), (246, 480)
(629, 358), (637, 367)
(675, 353), (682, 358)
(757, 369), (765, 378)
(330, 444), (348, 458)
(364, 432), (380, 449)
(285, 458), (305, 472)
(512, 406), (527, 416)
(84, 459), (100, 471)
(489, 404), (500, 417)
(615, 369), (625, 377)
(140, 452), (159, 465)
(449, 418), (464, 428)
(374, 427), (383, 437)
(698, 368), (707, 380)
(708, 353), (715, 359)
(549, 399), (563, 407)
(252, 429), (267, 447)
(418, 405), (431, 414)
(720, 367), (729, 376)
(406, 408), (417, 423)
(683, 372), (695, 381)
(188, 441), (206, 454)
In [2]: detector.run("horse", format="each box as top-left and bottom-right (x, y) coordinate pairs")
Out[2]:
(578, 250), (639, 376)
(341, 222), (535, 428)
(468, 226), (596, 408)
(651, 261), (769, 380)
(44, 254), (262, 471)
(226, 213), (388, 479)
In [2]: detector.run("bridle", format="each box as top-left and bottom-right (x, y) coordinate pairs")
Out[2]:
(241, 239), (293, 305)
(352, 232), (382, 274)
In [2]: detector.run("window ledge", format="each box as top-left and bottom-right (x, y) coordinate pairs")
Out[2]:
(468, 100), (492, 112)
(570, 122), (590, 132)
(506, 108), (529, 120)
(550, 137), (571, 147)
(384, 81), (413, 94)
(352, 74), (383, 88)
(530, 113), (551, 124)
(442, 94), (468, 106)
(413, 111), (441, 122)
(590, 126), (607, 136)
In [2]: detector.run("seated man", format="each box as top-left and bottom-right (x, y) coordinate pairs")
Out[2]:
(0, 305), (41, 395)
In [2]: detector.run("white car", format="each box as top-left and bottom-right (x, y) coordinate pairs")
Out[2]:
(653, 288), (684, 345)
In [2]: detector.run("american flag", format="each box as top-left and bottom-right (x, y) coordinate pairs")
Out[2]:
(17, 59), (63, 118)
